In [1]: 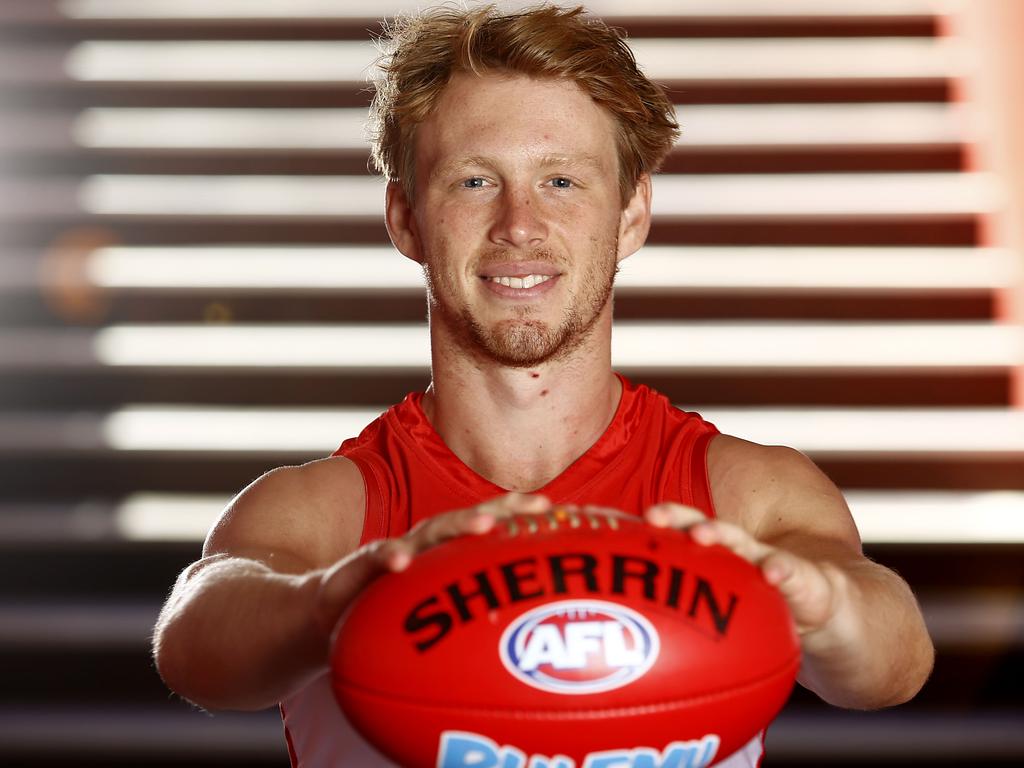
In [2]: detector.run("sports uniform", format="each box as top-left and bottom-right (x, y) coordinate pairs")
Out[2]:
(281, 374), (767, 767)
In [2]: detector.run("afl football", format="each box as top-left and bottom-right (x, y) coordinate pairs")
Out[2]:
(331, 509), (799, 768)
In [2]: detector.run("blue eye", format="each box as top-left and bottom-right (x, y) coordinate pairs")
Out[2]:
(461, 177), (486, 189)
(549, 177), (573, 189)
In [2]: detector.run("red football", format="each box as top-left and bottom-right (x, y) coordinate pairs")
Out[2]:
(331, 511), (800, 768)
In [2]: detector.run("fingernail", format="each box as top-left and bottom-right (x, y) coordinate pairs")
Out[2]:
(389, 550), (411, 572)
(469, 513), (494, 532)
(646, 506), (668, 525)
(691, 523), (714, 544)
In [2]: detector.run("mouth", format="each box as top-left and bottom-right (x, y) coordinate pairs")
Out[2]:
(477, 260), (562, 290)
(477, 261), (562, 298)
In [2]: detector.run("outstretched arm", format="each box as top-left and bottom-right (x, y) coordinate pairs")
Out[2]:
(154, 550), (329, 711)
(646, 435), (933, 709)
(153, 457), (368, 710)
(153, 460), (548, 711)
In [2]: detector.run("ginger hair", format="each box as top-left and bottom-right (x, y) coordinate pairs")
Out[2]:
(368, 3), (679, 206)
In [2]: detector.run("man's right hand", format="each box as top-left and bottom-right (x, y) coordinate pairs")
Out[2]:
(314, 492), (551, 642)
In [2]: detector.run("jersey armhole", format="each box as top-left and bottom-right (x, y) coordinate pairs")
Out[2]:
(688, 428), (719, 520)
(345, 453), (389, 545)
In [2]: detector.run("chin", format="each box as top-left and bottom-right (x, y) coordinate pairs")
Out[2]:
(483, 314), (605, 368)
(481, 321), (561, 368)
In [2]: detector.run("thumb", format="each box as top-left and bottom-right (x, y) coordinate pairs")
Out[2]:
(314, 542), (399, 637)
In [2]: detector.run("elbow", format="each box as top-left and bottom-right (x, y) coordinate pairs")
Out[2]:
(151, 617), (230, 711)
(857, 628), (936, 710)
(887, 631), (935, 707)
(152, 617), (282, 712)
(881, 609), (936, 708)
(152, 617), (209, 709)
(152, 621), (191, 704)
(804, 629), (935, 711)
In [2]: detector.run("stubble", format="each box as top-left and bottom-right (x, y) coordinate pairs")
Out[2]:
(423, 235), (619, 368)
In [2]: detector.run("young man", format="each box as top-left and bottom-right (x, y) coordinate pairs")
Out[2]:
(153, 6), (934, 767)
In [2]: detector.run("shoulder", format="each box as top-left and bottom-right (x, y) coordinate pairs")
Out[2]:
(707, 434), (861, 554)
(203, 455), (366, 573)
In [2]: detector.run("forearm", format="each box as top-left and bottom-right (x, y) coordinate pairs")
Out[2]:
(798, 559), (934, 709)
(153, 556), (329, 711)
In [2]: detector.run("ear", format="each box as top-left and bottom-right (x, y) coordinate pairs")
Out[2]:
(616, 173), (652, 263)
(385, 181), (423, 263)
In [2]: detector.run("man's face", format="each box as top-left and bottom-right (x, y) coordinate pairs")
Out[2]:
(405, 72), (631, 368)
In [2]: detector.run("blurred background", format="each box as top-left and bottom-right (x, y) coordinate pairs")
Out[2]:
(0, 0), (1022, 765)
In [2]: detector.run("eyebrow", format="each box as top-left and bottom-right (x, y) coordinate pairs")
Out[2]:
(429, 156), (493, 183)
(537, 153), (606, 171)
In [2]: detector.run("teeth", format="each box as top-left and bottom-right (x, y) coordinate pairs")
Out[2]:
(489, 274), (553, 289)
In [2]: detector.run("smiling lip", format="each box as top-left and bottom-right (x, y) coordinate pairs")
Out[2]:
(480, 272), (561, 297)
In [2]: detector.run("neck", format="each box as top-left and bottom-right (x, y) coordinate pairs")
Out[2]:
(421, 310), (621, 492)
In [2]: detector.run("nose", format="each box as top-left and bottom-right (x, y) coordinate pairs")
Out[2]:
(488, 187), (547, 248)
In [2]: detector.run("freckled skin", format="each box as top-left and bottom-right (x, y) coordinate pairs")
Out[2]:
(405, 73), (625, 368)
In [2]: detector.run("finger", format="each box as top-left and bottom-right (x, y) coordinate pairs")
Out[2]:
(581, 503), (625, 520)
(315, 542), (397, 632)
(689, 519), (775, 565)
(761, 550), (796, 586)
(409, 504), (496, 551)
(644, 502), (707, 529)
(378, 539), (414, 572)
(488, 491), (551, 516)
(409, 493), (551, 552)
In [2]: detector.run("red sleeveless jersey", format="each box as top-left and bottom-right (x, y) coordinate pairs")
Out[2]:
(336, 374), (719, 545)
(280, 376), (766, 768)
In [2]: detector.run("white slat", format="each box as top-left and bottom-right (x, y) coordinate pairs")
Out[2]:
(75, 322), (1023, 369)
(68, 102), (967, 150)
(69, 172), (996, 218)
(2, 404), (1021, 456)
(20, 244), (1001, 293)
(631, 37), (961, 81)
(8, 490), (1024, 545)
(58, 0), (949, 20)
(0, 405), (1022, 457)
(62, 37), (959, 83)
(2, 322), (1020, 370)
(6, 244), (1011, 293)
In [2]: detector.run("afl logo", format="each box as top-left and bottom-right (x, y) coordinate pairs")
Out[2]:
(499, 599), (660, 695)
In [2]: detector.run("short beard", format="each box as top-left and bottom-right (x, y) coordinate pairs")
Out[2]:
(425, 238), (618, 369)
(457, 290), (604, 368)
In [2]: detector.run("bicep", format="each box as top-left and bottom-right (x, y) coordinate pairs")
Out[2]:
(709, 435), (863, 561)
(201, 456), (366, 575)
(758, 446), (862, 561)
